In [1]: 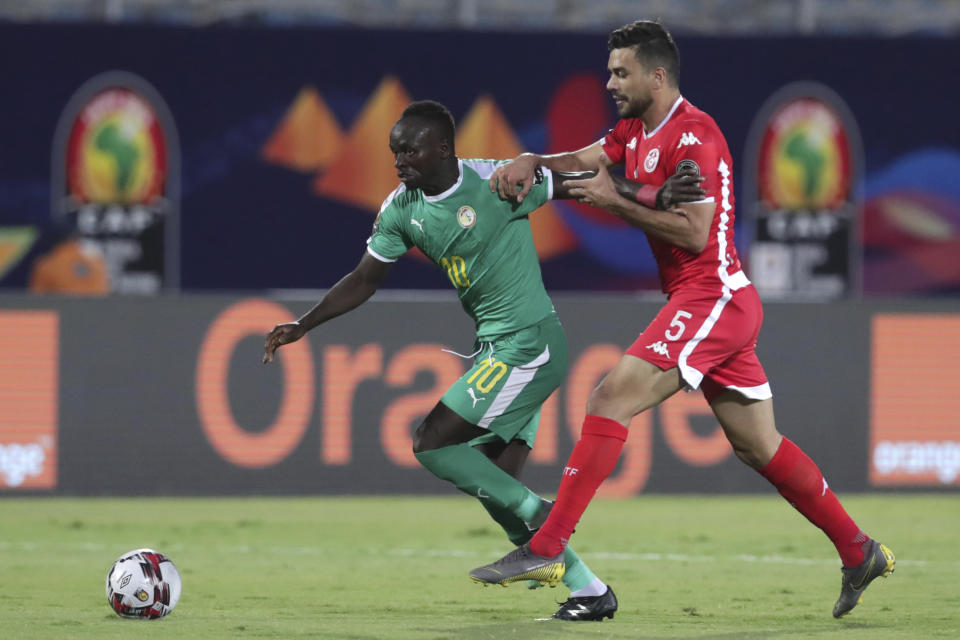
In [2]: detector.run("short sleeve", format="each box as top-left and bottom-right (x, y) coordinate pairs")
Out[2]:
(507, 167), (554, 219)
(366, 188), (413, 262)
(601, 123), (629, 165)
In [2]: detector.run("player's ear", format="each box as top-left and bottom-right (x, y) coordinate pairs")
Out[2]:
(439, 138), (454, 159)
(653, 66), (667, 89)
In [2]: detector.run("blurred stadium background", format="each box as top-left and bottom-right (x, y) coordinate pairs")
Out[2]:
(1, 0), (958, 510)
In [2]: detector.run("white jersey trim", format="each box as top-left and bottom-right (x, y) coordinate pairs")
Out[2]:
(645, 96), (685, 139)
(365, 245), (396, 263)
(542, 167), (554, 200)
(477, 345), (551, 430)
(423, 159), (464, 203)
(379, 183), (407, 213)
(716, 159), (750, 291)
(462, 158), (499, 180)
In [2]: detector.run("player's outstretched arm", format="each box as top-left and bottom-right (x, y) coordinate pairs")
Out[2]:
(565, 160), (711, 253)
(490, 140), (607, 203)
(554, 166), (704, 207)
(263, 253), (392, 363)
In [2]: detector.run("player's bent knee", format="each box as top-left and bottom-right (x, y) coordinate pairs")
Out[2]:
(412, 421), (433, 454)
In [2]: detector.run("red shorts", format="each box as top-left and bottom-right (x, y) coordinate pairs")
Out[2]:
(626, 283), (772, 403)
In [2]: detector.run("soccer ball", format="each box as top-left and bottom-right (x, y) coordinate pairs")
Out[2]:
(105, 548), (182, 619)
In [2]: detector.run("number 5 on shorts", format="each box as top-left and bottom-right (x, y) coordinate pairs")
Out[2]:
(665, 310), (693, 341)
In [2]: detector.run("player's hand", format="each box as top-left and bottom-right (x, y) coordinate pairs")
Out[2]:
(489, 154), (539, 203)
(263, 322), (306, 364)
(656, 168), (706, 209)
(566, 158), (621, 211)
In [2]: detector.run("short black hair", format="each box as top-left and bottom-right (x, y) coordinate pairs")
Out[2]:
(401, 100), (456, 146)
(608, 20), (680, 86)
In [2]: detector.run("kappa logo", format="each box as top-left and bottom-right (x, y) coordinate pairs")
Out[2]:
(677, 132), (702, 148)
(627, 137), (638, 150)
(467, 387), (486, 407)
(410, 217), (425, 232)
(645, 341), (671, 358)
(643, 148), (660, 173)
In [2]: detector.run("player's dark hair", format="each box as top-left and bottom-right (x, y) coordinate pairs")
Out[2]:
(401, 100), (456, 148)
(608, 20), (680, 86)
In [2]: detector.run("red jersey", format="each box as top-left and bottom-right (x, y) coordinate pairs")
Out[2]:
(602, 97), (750, 295)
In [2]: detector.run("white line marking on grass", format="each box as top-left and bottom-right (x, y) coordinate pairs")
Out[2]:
(0, 542), (950, 568)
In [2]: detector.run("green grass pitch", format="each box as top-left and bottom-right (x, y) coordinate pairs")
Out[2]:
(0, 494), (957, 639)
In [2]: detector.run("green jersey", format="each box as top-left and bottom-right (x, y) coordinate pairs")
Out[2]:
(367, 159), (556, 340)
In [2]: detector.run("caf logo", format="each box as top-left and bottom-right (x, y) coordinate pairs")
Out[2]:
(457, 206), (477, 229)
(757, 96), (852, 210)
(65, 87), (167, 205)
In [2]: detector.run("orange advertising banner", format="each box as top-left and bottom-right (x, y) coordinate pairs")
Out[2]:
(870, 314), (960, 486)
(0, 311), (59, 490)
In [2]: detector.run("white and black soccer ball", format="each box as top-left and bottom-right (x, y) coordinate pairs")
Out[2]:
(105, 548), (182, 619)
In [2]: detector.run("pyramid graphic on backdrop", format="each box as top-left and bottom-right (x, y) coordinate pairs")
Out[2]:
(0, 227), (38, 280)
(313, 76), (411, 210)
(457, 95), (576, 259)
(261, 86), (344, 172)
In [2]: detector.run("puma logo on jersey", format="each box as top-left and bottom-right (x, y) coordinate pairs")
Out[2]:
(645, 341), (671, 358)
(467, 387), (486, 407)
(677, 132), (702, 148)
(410, 217), (425, 232)
(627, 137), (637, 150)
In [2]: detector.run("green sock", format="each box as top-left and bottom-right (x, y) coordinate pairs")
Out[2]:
(415, 444), (542, 520)
(476, 484), (599, 593)
(561, 547), (597, 592)
(478, 499), (535, 547)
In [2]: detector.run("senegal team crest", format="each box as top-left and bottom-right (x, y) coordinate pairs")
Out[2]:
(52, 71), (180, 293)
(457, 206), (477, 229)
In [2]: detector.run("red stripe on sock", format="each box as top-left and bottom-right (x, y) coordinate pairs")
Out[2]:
(530, 415), (627, 557)
(760, 437), (867, 567)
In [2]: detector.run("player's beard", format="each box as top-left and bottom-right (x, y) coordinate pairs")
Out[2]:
(619, 93), (653, 119)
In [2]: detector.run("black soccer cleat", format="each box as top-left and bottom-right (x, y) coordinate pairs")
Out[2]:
(547, 586), (618, 621)
(469, 543), (565, 587)
(833, 539), (896, 618)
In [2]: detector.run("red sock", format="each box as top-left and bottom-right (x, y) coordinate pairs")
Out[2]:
(760, 437), (868, 567)
(530, 415), (628, 557)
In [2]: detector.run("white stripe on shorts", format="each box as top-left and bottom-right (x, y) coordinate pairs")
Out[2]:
(477, 346), (551, 430)
(724, 382), (773, 400)
(676, 286), (733, 390)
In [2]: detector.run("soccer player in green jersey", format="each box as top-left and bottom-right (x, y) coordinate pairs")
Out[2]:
(263, 100), (704, 621)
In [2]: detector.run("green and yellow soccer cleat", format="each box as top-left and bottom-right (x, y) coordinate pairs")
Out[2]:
(833, 539), (896, 618)
(469, 543), (565, 587)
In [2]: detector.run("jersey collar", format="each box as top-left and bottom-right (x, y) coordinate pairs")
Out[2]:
(644, 95), (685, 139)
(423, 159), (464, 203)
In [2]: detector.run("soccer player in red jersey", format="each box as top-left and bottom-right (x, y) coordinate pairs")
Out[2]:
(471, 20), (894, 619)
